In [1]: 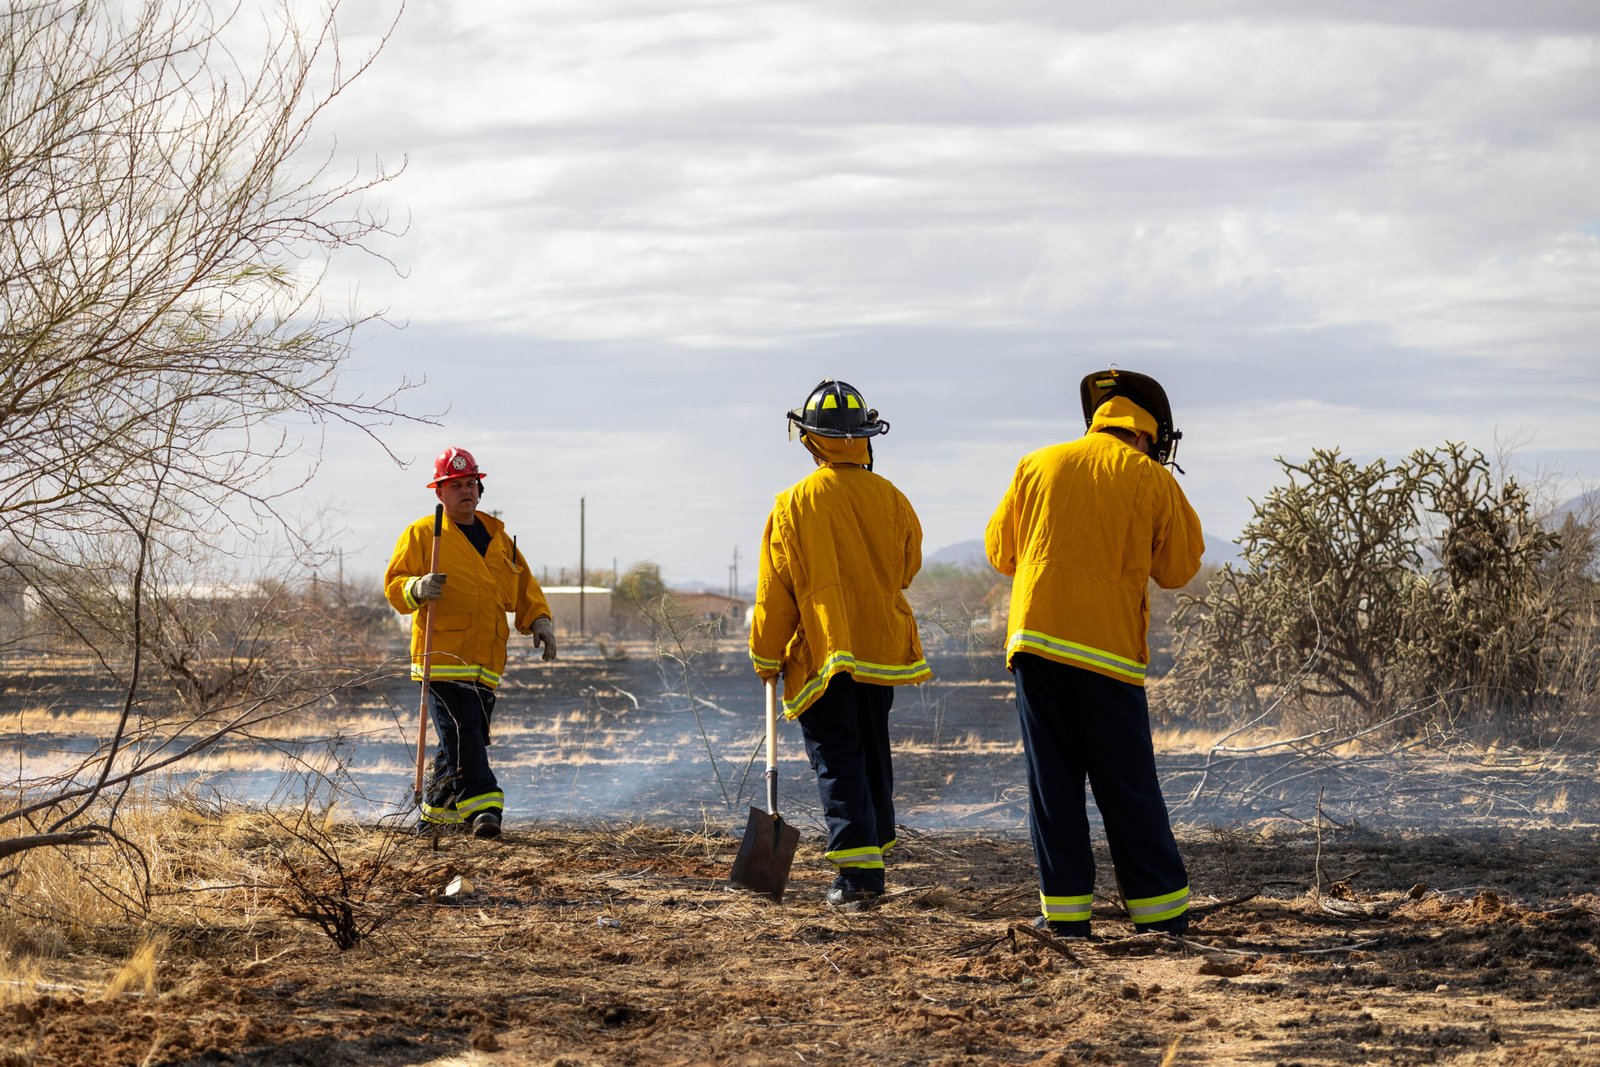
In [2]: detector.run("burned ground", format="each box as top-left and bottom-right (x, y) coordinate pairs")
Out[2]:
(2, 823), (1599, 1066)
(4, 645), (1600, 1064)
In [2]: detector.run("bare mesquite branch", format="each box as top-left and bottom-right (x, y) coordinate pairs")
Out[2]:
(1, 0), (413, 547)
(268, 803), (415, 951)
(905, 562), (1006, 653)
(636, 591), (735, 808)
(1, 0), (410, 871)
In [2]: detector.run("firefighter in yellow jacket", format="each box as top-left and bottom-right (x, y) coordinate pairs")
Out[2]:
(750, 380), (931, 908)
(384, 446), (556, 837)
(986, 369), (1204, 937)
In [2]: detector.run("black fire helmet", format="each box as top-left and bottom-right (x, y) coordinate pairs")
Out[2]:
(1079, 368), (1184, 469)
(786, 379), (890, 439)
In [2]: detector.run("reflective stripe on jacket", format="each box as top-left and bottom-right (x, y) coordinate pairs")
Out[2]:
(749, 458), (930, 718)
(985, 431), (1203, 685)
(383, 511), (552, 689)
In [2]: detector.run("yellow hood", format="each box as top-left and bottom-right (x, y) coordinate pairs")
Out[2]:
(802, 433), (871, 467)
(1088, 395), (1158, 439)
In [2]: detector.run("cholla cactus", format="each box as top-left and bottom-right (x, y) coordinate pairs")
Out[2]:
(1166, 443), (1584, 736)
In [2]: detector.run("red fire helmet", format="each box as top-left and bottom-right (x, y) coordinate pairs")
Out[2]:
(427, 446), (485, 488)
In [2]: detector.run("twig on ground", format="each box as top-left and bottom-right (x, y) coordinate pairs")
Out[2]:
(967, 887), (1031, 920)
(949, 934), (1006, 958)
(1007, 922), (1084, 966)
(1189, 888), (1263, 916)
(1165, 935), (1386, 959)
(962, 798), (1027, 821)
(1314, 785), (1327, 901)
(879, 884), (937, 901)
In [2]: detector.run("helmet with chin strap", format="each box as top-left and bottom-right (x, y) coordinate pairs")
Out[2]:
(786, 379), (890, 439)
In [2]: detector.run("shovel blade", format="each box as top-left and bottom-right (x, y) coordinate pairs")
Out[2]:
(729, 806), (801, 903)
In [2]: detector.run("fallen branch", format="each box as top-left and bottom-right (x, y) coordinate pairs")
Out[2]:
(1188, 887), (1263, 916)
(0, 828), (100, 860)
(962, 798), (1027, 821)
(949, 934), (1005, 958)
(1007, 922), (1084, 966)
(880, 884), (938, 901)
(1166, 935), (1386, 959)
(967, 887), (1032, 920)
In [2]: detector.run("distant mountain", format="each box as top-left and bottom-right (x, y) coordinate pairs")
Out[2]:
(1553, 489), (1600, 526)
(926, 539), (990, 571)
(1204, 534), (1243, 567)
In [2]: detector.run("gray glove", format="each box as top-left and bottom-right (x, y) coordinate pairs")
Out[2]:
(532, 616), (557, 661)
(409, 572), (447, 602)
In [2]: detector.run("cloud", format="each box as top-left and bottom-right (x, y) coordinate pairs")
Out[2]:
(279, 2), (1600, 582)
(320, 7), (1598, 369)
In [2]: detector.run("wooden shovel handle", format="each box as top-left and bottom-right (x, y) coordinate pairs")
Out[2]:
(764, 678), (779, 817)
(414, 504), (444, 802)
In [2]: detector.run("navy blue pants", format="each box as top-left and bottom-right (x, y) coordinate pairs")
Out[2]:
(1013, 654), (1190, 934)
(420, 681), (505, 827)
(796, 673), (896, 894)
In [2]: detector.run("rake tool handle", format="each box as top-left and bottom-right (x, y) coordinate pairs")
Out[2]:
(764, 678), (779, 817)
(414, 504), (444, 802)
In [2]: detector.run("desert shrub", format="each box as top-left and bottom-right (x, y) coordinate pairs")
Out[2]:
(1147, 564), (1220, 678)
(609, 562), (674, 638)
(1165, 443), (1593, 738)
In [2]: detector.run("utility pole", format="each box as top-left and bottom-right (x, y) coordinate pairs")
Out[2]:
(585, 499), (592, 639)
(729, 544), (740, 599)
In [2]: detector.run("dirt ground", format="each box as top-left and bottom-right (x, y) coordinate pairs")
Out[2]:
(3, 818), (1600, 1067)
(6, 645), (1600, 1065)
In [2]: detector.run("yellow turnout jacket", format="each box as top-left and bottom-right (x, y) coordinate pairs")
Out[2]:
(749, 437), (931, 717)
(384, 510), (552, 689)
(985, 430), (1204, 685)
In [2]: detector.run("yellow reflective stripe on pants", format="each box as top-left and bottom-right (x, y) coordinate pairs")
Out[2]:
(420, 802), (463, 825)
(1040, 893), (1094, 922)
(825, 845), (884, 870)
(455, 790), (504, 819)
(1126, 886), (1190, 924)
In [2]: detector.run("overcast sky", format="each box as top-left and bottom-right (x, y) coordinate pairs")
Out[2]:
(285, 0), (1599, 590)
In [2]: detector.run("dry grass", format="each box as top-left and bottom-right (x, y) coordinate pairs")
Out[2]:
(1149, 724), (1275, 754)
(101, 939), (161, 999)
(1537, 786), (1571, 814)
(4, 789), (323, 966)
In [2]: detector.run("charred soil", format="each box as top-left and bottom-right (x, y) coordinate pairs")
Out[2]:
(3, 822), (1599, 1066)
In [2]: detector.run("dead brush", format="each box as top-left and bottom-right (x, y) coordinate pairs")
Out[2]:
(266, 808), (417, 951)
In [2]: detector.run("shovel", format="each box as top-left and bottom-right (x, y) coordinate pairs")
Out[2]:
(413, 503), (444, 807)
(730, 679), (801, 902)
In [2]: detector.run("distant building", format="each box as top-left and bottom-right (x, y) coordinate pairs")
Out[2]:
(540, 586), (614, 636)
(671, 591), (747, 635)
